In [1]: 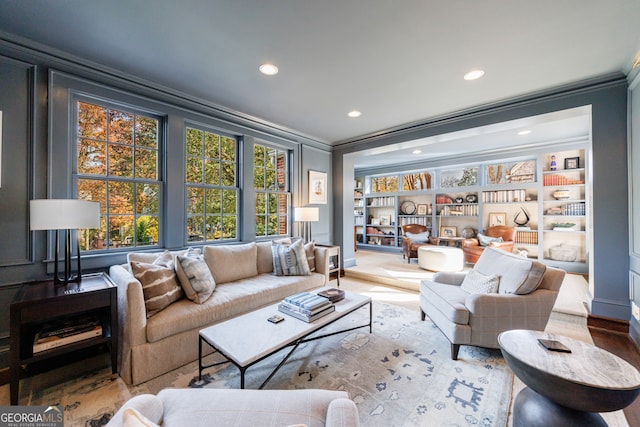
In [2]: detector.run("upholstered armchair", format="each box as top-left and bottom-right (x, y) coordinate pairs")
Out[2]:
(420, 247), (565, 359)
(461, 225), (516, 264)
(401, 224), (432, 264)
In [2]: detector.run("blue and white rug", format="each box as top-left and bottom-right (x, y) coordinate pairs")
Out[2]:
(5, 302), (513, 426)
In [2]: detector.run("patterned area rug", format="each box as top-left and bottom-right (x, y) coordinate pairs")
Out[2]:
(4, 302), (513, 426)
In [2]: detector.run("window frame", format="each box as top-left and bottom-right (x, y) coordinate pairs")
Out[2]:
(184, 123), (240, 244)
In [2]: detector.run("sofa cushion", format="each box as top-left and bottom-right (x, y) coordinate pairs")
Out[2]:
(419, 280), (470, 325)
(204, 242), (258, 284)
(405, 231), (430, 243)
(272, 239), (311, 276)
(176, 249), (216, 304)
(305, 240), (316, 272)
(131, 260), (184, 318)
(460, 269), (500, 294)
(474, 247), (546, 295)
(145, 272), (325, 343)
(123, 408), (159, 427)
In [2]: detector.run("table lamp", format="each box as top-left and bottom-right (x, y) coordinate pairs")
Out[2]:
(294, 207), (319, 243)
(30, 199), (101, 284)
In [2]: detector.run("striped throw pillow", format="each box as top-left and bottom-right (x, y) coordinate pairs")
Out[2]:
(131, 260), (183, 318)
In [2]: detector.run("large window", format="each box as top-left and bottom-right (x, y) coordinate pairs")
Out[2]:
(76, 101), (161, 251)
(254, 143), (290, 237)
(185, 126), (238, 242)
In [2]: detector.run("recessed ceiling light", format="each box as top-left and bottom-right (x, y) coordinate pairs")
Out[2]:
(518, 129), (532, 136)
(412, 149), (422, 154)
(259, 63), (278, 76)
(463, 69), (485, 81)
(348, 110), (361, 118)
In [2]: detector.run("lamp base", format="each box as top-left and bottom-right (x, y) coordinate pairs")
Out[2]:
(53, 229), (83, 285)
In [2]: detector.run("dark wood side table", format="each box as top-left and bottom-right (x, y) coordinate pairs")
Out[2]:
(9, 272), (118, 405)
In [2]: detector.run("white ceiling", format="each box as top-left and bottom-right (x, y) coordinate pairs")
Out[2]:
(1, 1), (639, 147)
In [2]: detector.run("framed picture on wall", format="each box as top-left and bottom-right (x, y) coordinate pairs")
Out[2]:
(488, 212), (507, 227)
(309, 170), (327, 204)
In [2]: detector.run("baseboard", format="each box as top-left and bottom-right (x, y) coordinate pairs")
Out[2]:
(587, 314), (629, 335)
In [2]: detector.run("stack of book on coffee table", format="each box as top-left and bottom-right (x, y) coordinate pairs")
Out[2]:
(278, 292), (335, 322)
(33, 315), (102, 354)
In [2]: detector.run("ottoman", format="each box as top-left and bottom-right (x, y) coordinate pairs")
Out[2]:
(418, 246), (464, 272)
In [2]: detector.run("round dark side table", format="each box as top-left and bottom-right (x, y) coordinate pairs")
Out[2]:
(498, 329), (640, 427)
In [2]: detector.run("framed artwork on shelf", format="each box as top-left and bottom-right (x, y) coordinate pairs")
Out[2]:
(308, 170), (327, 204)
(380, 215), (391, 226)
(564, 157), (579, 169)
(417, 204), (428, 215)
(440, 226), (457, 238)
(370, 218), (380, 226)
(488, 212), (507, 227)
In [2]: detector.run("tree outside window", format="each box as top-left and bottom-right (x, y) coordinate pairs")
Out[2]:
(185, 126), (238, 242)
(76, 101), (160, 251)
(254, 143), (289, 237)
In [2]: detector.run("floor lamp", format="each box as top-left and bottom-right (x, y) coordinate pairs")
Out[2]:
(30, 199), (101, 284)
(294, 207), (319, 243)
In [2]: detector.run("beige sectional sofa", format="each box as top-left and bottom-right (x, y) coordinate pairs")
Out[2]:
(106, 388), (359, 427)
(109, 241), (332, 385)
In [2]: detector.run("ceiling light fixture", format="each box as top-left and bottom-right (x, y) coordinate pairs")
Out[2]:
(259, 63), (279, 76)
(518, 129), (532, 136)
(347, 110), (361, 118)
(464, 69), (485, 81)
(412, 149), (422, 154)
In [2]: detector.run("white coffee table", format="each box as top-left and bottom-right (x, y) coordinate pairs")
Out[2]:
(198, 288), (372, 389)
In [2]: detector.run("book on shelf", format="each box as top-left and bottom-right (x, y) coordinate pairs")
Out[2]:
(278, 303), (335, 323)
(33, 324), (103, 354)
(36, 315), (101, 340)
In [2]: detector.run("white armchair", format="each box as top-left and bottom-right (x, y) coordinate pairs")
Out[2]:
(420, 247), (565, 359)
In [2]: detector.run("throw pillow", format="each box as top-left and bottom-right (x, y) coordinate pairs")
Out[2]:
(405, 231), (430, 243)
(461, 269), (500, 294)
(131, 260), (184, 318)
(477, 233), (503, 247)
(304, 240), (316, 272)
(176, 249), (216, 304)
(272, 239), (311, 276)
(128, 250), (177, 271)
(203, 242), (258, 284)
(123, 408), (160, 427)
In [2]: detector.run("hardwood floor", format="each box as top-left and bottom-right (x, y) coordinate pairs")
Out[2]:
(588, 318), (640, 426)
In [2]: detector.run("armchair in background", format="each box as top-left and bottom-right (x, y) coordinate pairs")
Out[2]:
(401, 224), (434, 264)
(461, 225), (516, 264)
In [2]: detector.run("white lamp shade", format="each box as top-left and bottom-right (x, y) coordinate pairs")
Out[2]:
(294, 207), (319, 222)
(30, 199), (101, 230)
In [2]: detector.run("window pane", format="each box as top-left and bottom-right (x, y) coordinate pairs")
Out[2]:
(267, 193), (278, 215)
(254, 168), (265, 190)
(187, 216), (204, 242)
(205, 132), (220, 158)
(187, 186), (204, 214)
(186, 128), (203, 156)
(206, 188), (221, 213)
(186, 157), (203, 183)
(109, 144), (133, 177)
(136, 183), (159, 214)
(254, 144), (265, 167)
(265, 169), (276, 190)
(222, 162), (235, 187)
(265, 147), (276, 169)
(256, 192), (266, 214)
(109, 181), (134, 213)
(221, 136), (235, 161)
(278, 194), (289, 214)
(108, 110), (134, 144)
(78, 102), (107, 140)
(256, 215), (266, 236)
(135, 116), (158, 148)
(204, 159), (220, 185)
(223, 215), (236, 239)
(109, 215), (134, 247)
(136, 215), (158, 246)
(276, 151), (286, 190)
(78, 139), (107, 175)
(205, 215), (220, 240)
(135, 147), (157, 179)
(267, 215), (278, 236)
(278, 215), (288, 235)
(78, 179), (107, 214)
(222, 190), (236, 214)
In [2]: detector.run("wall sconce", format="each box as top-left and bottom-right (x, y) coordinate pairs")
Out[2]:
(294, 207), (319, 243)
(30, 199), (100, 284)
